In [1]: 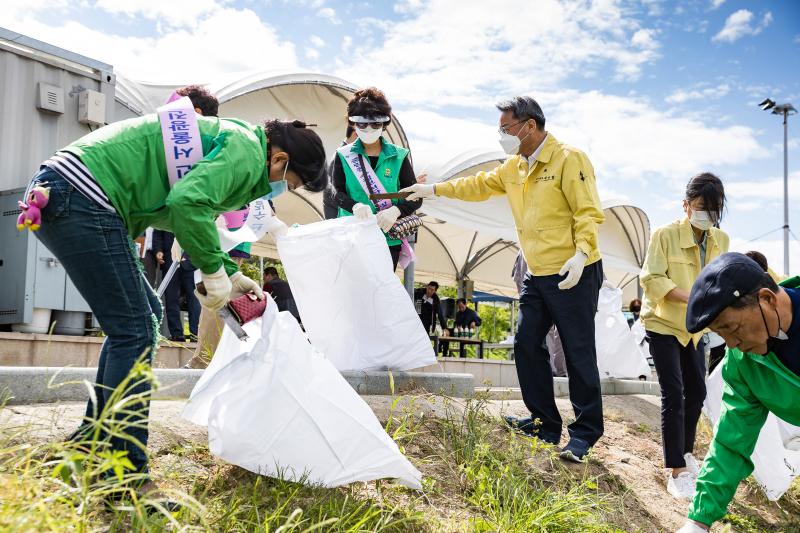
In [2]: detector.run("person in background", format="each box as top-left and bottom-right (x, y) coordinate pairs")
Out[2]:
(441, 298), (482, 356)
(414, 281), (449, 337)
(262, 266), (300, 323)
(628, 298), (642, 327)
(403, 95), (606, 463)
(153, 229), (200, 342)
(640, 172), (729, 499)
(332, 87), (422, 270)
(677, 253), (800, 532)
(141, 227), (161, 287)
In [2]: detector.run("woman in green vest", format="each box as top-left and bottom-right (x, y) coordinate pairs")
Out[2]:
(331, 87), (422, 269)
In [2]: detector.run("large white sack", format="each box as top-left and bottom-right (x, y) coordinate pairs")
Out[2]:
(182, 298), (422, 489)
(703, 364), (800, 500)
(595, 285), (651, 379)
(277, 216), (436, 371)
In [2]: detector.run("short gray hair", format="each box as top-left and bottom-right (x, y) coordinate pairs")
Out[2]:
(496, 96), (545, 130)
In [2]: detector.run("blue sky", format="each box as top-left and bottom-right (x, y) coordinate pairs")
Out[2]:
(2, 0), (800, 270)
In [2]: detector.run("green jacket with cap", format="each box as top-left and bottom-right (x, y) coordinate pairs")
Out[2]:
(689, 276), (800, 525)
(62, 114), (272, 276)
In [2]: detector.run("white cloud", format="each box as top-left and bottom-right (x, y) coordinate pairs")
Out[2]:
(309, 35), (326, 48)
(316, 7), (340, 24)
(94, 0), (219, 28)
(665, 83), (730, 104)
(710, 0), (726, 10)
(631, 29), (659, 50)
(337, 0), (660, 108)
(546, 90), (765, 184)
(0, 7), (298, 81)
(713, 9), (773, 43)
(341, 35), (353, 53)
(304, 47), (320, 60)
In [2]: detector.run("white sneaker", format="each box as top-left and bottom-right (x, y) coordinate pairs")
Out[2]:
(684, 453), (701, 475)
(667, 472), (697, 499)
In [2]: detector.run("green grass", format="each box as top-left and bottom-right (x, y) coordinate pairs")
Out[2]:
(2, 370), (633, 532)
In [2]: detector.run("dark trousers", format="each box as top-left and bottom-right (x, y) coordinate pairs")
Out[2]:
(164, 264), (200, 339)
(513, 261), (604, 445)
(34, 169), (159, 474)
(389, 244), (401, 270)
(708, 344), (726, 375)
(646, 331), (706, 468)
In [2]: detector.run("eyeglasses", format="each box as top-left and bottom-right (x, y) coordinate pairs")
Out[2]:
(350, 121), (385, 130)
(498, 120), (525, 135)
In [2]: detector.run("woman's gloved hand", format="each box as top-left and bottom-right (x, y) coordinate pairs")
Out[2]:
(264, 215), (289, 238)
(352, 203), (372, 220)
(230, 272), (264, 299)
(195, 266), (232, 311)
(376, 206), (401, 232)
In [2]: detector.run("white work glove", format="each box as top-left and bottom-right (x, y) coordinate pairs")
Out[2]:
(170, 239), (183, 262)
(376, 206), (401, 232)
(676, 521), (709, 533)
(557, 250), (588, 290)
(195, 266), (232, 311)
(264, 215), (289, 238)
(230, 272), (264, 299)
(399, 183), (435, 201)
(353, 203), (372, 220)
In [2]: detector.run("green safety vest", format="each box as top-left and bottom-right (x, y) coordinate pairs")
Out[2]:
(336, 138), (409, 247)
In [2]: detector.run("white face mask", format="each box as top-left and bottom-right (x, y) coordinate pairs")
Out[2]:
(689, 210), (714, 231)
(356, 126), (383, 145)
(499, 131), (521, 155)
(498, 122), (532, 155)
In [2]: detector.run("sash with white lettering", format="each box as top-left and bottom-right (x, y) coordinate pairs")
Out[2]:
(157, 96), (203, 186)
(338, 143), (417, 269)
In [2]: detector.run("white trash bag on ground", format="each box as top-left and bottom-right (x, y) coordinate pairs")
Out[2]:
(277, 216), (436, 371)
(704, 364), (800, 500)
(182, 296), (423, 489)
(595, 284), (651, 379)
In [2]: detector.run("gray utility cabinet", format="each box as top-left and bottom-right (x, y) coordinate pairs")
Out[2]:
(0, 27), (117, 326)
(0, 187), (90, 325)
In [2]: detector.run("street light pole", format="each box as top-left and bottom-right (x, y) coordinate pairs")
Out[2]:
(759, 98), (796, 275)
(783, 107), (790, 276)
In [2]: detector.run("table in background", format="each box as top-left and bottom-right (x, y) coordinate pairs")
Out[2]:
(431, 335), (485, 358)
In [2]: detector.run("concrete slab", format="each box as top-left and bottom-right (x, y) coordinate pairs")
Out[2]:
(0, 366), (475, 404)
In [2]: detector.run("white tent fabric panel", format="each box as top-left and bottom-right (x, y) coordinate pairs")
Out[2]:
(114, 70), (410, 163)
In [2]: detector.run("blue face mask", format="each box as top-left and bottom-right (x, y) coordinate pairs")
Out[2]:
(265, 161), (289, 199)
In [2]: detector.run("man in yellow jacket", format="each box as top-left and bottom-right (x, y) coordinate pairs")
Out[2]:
(402, 96), (605, 461)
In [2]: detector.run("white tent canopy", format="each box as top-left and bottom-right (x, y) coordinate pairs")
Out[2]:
(419, 150), (650, 300)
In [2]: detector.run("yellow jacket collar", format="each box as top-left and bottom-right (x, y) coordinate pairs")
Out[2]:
(514, 132), (557, 170)
(679, 217), (721, 250)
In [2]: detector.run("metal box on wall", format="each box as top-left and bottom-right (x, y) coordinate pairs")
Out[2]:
(0, 187), (90, 325)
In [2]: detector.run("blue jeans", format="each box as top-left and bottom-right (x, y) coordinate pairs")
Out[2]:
(513, 261), (604, 446)
(32, 168), (161, 474)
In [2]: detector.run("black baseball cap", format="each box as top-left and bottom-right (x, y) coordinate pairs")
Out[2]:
(686, 252), (772, 333)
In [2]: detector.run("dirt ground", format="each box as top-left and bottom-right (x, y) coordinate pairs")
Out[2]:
(2, 395), (798, 532)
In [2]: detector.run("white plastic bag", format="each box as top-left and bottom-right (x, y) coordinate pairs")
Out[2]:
(703, 365), (800, 500)
(594, 285), (651, 379)
(182, 297), (423, 489)
(277, 216), (436, 371)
